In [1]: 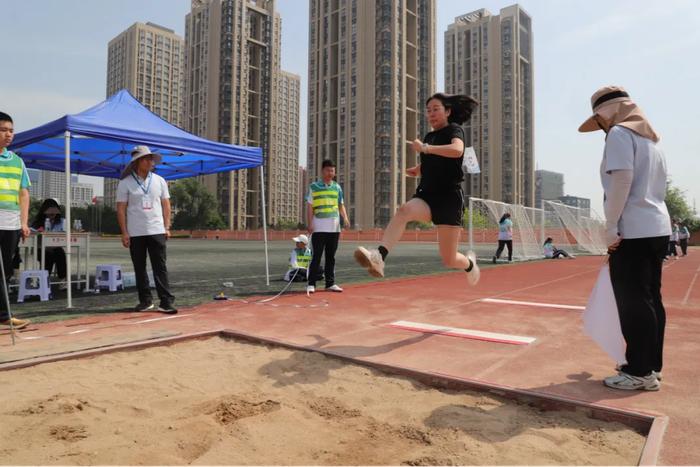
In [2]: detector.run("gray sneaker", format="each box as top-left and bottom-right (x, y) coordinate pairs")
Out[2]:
(354, 246), (385, 278)
(604, 371), (660, 391)
(615, 365), (662, 381)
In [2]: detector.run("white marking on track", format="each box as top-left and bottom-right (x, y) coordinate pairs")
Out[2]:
(481, 298), (585, 310)
(386, 320), (535, 345)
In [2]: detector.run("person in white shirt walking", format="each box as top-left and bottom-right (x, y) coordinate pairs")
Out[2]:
(116, 146), (176, 314)
(579, 86), (670, 391)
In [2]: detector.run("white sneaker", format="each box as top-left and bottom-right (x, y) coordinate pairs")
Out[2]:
(354, 246), (385, 278)
(306, 285), (315, 295)
(614, 365), (662, 381)
(465, 250), (480, 286)
(325, 284), (343, 292)
(604, 371), (660, 391)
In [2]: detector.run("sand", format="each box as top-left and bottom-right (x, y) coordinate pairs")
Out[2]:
(0, 337), (645, 465)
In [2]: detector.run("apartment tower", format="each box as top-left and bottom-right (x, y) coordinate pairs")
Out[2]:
(445, 5), (534, 206)
(184, 0), (290, 230)
(104, 22), (185, 208)
(307, 0), (436, 228)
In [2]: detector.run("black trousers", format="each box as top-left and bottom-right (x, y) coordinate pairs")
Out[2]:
(668, 240), (678, 256)
(679, 238), (688, 255)
(609, 236), (668, 377)
(552, 249), (570, 258)
(38, 247), (67, 279)
(495, 240), (513, 261)
(308, 232), (339, 288)
(129, 234), (174, 306)
(0, 229), (21, 320)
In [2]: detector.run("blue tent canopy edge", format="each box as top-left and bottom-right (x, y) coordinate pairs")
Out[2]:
(9, 89), (263, 180)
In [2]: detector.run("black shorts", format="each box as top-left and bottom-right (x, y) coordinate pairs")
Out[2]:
(413, 189), (464, 226)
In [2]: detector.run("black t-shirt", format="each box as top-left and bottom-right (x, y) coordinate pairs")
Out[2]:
(417, 123), (465, 194)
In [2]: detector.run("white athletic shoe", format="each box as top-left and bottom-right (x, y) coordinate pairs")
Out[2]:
(615, 364), (662, 381)
(604, 371), (660, 391)
(354, 246), (385, 278)
(306, 285), (315, 295)
(465, 250), (480, 286)
(325, 284), (343, 292)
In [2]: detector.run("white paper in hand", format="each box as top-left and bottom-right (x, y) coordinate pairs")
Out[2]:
(583, 265), (627, 365)
(462, 146), (481, 174)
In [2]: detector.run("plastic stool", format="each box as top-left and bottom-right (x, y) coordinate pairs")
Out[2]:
(17, 269), (52, 302)
(94, 264), (123, 292)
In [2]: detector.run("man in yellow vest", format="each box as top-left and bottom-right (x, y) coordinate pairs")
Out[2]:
(284, 234), (312, 282)
(0, 112), (31, 329)
(306, 159), (350, 294)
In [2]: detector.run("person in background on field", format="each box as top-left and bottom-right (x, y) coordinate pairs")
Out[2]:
(353, 93), (480, 286)
(543, 237), (573, 259)
(0, 111), (31, 330)
(116, 145), (176, 314)
(285, 234), (312, 282)
(678, 221), (690, 257)
(493, 213), (513, 263)
(667, 220), (679, 259)
(306, 159), (350, 294)
(31, 198), (68, 290)
(579, 85), (669, 391)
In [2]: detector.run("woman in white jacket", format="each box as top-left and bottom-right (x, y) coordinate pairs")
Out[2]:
(579, 86), (670, 391)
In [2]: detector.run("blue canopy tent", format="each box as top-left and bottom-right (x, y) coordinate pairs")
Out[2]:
(10, 89), (269, 308)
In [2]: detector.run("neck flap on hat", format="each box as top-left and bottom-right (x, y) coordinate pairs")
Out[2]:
(601, 100), (660, 143)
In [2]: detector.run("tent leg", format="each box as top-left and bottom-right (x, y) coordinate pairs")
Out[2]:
(260, 165), (270, 286)
(65, 131), (73, 309)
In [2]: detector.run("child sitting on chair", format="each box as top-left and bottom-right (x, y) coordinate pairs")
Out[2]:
(284, 235), (312, 282)
(543, 237), (574, 259)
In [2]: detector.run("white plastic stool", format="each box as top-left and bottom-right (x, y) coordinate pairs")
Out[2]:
(94, 264), (123, 292)
(17, 269), (52, 302)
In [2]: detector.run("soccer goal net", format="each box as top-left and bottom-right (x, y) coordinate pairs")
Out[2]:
(544, 201), (606, 255)
(467, 197), (542, 261)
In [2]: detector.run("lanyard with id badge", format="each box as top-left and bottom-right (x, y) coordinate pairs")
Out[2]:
(132, 171), (154, 210)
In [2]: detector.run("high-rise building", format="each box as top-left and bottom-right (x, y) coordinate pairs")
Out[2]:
(445, 5), (534, 206)
(307, 0), (436, 228)
(298, 165), (308, 225)
(535, 169), (564, 207)
(184, 0), (286, 230)
(104, 21), (185, 208)
(270, 71), (301, 226)
(37, 172), (93, 207)
(27, 168), (42, 199)
(71, 183), (95, 207)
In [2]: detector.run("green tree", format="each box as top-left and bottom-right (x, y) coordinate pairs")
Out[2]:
(666, 183), (694, 221)
(170, 178), (226, 230)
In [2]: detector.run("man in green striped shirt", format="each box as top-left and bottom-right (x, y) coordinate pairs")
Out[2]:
(0, 112), (31, 330)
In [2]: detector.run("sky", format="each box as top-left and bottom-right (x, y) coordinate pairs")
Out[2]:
(2, 0), (699, 215)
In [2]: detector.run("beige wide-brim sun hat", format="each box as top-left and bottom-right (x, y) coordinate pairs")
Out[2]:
(578, 85), (659, 142)
(120, 145), (163, 178)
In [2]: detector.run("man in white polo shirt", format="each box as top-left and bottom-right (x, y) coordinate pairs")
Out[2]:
(116, 146), (176, 314)
(579, 86), (670, 391)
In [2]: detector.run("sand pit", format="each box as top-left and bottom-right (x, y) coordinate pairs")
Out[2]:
(0, 337), (645, 465)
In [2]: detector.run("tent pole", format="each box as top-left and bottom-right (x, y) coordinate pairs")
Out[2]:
(260, 165), (270, 286)
(64, 131), (73, 308)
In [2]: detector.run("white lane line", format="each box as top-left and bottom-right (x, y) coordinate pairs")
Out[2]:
(682, 266), (700, 306)
(387, 320), (536, 345)
(481, 298), (585, 311)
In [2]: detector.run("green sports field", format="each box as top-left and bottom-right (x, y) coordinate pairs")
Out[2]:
(10, 238), (499, 324)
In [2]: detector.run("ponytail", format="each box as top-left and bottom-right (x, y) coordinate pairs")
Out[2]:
(426, 93), (479, 124)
